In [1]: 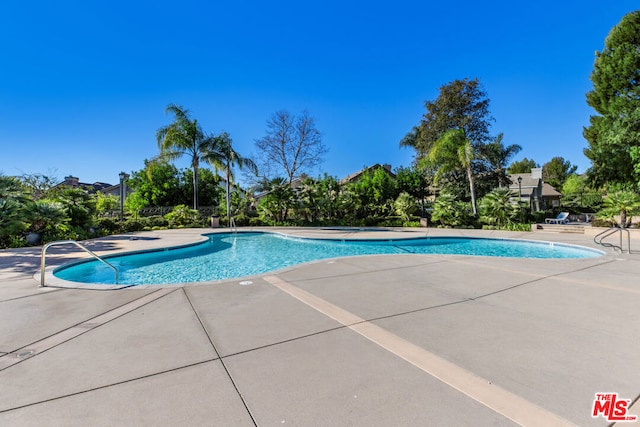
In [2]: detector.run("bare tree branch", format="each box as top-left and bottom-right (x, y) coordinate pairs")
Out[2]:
(255, 110), (328, 184)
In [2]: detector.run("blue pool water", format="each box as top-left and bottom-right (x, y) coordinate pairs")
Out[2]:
(54, 232), (603, 285)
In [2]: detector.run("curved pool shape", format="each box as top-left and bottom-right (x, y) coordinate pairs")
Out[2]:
(54, 232), (603, 286)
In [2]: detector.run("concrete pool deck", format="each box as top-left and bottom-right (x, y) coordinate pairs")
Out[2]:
(0, 227), (638, 426)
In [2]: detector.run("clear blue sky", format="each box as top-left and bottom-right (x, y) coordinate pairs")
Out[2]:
(1, 1), (636, 186)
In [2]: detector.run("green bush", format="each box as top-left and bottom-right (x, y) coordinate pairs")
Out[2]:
(96, 218), (121, 234)
(184, 222), (206, 229)
(164, 205), (201, 228)
(122, 220), (145, 233)
(478, 188), (518, 227)
(142, 215), (169, 228)
(394, 192), (417, 222)
(597, 190), (640, 228)
(402, 221), (421, 228)
(248, 217), (264, 227)
(432, 194), (473, 227)
(482, 223), (531, 232)
(528, 211), (548, 224)
(5, 235), (28, 248)
(378, 216), (405, 227)
(233, 213), (249, 227)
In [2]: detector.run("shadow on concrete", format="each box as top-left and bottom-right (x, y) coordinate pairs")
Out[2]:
(0, 239), (146, 277)
(0, 234), (165, 277)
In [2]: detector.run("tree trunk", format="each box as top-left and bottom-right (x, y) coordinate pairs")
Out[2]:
(467, 166), (477, 216)
(226, 166), (232, 227)
(192, 165), (199, 210)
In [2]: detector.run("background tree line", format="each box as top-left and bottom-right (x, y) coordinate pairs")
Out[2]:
(3, 11), (640, 248)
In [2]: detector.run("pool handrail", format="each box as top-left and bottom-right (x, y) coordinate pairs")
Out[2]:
(593, 226), (631, 253)
(40, 240), (119, 287)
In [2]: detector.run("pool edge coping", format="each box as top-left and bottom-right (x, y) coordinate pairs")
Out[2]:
(41, 228), (608, 289)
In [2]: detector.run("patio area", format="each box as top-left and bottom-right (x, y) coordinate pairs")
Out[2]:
(0, 227), (638, 426)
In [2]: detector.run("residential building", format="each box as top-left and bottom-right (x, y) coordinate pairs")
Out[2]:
(507, 168), (561, 211)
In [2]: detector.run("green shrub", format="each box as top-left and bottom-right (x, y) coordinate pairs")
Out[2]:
(590, 218), (610, 227)
(432, 194), (472, 227)
(248, 217), (264, 227)
(122, 220), (145, 232)
(378, 216), (404, 227)
(143, 215), (169, 228)
(478, 188), (519, 227)
(233, 213), (249, 227)
(529, 211), (548, 224)
(164, 205), (201, 227)
(27, 200), (68, 234)
(401, 221), (421, 227)
(394, 192), (417, 222)
(3, 235), (28, 248)
(597, 190), (640, 228)
(96, 217), (121, 234)
(184, 222), (205, 229)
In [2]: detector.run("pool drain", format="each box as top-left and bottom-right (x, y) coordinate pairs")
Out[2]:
(15, 350), (35, 359)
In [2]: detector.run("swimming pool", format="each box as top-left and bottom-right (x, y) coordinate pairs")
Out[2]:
(52, 232), (603, 286)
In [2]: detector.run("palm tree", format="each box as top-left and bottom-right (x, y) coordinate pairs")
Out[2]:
(205, 132), (257, 226)
(481, 133), (522, 187)
(598, 190), (640, 228)
(297, 177), (323, 223)
(428, 129), (478, 216)
(156, 104), (214, 210)
(257, 177), (295, 223)
(478, 188), (518, 227)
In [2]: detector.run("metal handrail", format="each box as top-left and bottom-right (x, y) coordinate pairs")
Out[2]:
(593, 227), (631, 253)
(40, 240), (118, 287)
(229, 217), (237, 233)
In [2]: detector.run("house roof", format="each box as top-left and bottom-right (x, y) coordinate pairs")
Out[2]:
(508, 173), (539, 188)
(507, 173), (562, 199)
(340, 164), (395, 184)
(541, 182), (562, 198)
(56, 176), (114, 193)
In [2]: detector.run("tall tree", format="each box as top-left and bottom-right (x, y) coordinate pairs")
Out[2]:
(255, 110), (327, 184)
(128, 160), (183, 207)
(507, 158), (539, 174)
(395, 166), (432, 216)
(542, 156), (577, 190)
(20, 173), (58, 200)
(205, 132), (257, 226)
(584, 11), (640, 187)
(400, 77), (494, 159)
(426, 129), (478, 216)
(480, 133), (521, 187)
(180, 168), (223, 208)
(156, 104), (216, 209)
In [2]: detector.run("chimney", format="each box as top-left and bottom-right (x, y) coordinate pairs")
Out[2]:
(382, 164), (392, 172)
(531, 167), (542, 180)
(64, 176), (80, 186)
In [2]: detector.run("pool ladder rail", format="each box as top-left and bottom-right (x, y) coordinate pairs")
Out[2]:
(229, 217), (237, 233)
(593, 227), (632, 254)
(40, 240), (119, 287)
